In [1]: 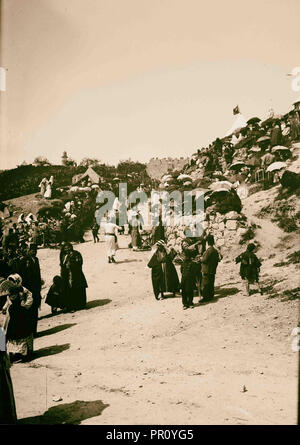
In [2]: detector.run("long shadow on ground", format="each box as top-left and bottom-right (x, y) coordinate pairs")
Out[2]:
(18, 400), (109, 424)
(30, 343), (70, 360)
(115, 259), (141, 264)
(37, 323), (76, 338)
(85, 299), (111, 310)
(194, 287), (240, 307)
(215, 286), (240, 298)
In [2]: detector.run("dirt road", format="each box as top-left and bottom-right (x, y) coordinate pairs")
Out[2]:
(6, 232), (299, 425)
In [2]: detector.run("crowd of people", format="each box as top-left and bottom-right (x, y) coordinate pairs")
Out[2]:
(185, 104), (300, 185)
(0, 197), (89, 257)
(147, 231), (262, 310)
(3, 103), (295, 423)
(0, 198), (265, 425)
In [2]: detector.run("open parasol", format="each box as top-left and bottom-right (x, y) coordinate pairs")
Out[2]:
(230, 161), (245, 170)
(211, 188), (230, 195)
(162, 174), (173, 182)
(271, 145), (290, 153)
(257, 135), (270, 143)
(177, 174), (193, 181)
(266, 162), (287, 173)
(250, 146), (261, 152)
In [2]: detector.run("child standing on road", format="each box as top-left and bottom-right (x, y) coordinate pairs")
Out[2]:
(45, 275), (64, 315)
(235, 243), (262, 296)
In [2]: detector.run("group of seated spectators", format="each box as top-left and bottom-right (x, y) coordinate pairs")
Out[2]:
(186, 104), (300, 185)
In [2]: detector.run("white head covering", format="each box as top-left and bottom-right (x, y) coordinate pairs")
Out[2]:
(8, 273), (22, 287)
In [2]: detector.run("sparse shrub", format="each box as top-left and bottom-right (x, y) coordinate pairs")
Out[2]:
(277, 217), (298, 233)
(239, 224), (256, 244)
(287, 250), (300, 264)
(273, 250), (300, 267)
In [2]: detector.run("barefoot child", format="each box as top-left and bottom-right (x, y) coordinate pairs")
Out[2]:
(235, 243), (262, 296)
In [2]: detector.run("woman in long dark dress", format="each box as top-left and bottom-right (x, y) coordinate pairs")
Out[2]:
(0, 350), (17, 424)
(147, 240), (180, 300)
(0, 285), (17, 424)
(151, 217), (165, 246)
(1, 277), (33, 362)
(60, 243), (88, 312)
(19, 244), (42, 337)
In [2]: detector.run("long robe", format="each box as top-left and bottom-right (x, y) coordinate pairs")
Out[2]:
(130, 227), (141, 248)
(60, 250), (87, 311)
(151, 223), (165, 245)
(5, 287), (34, 356)
(0, 351), (17, 424)
(201, 246), (220, 300)
(180, 260), (196, 308)
(19, 256), (42, 335)
(148, 248), (179, 298)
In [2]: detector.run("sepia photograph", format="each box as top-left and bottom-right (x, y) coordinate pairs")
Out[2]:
(0, 0), (299, 429)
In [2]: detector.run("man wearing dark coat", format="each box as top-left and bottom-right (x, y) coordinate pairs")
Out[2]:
(270, 122), (282, 147)
(19, 244), (42, 336)
(151, 217), (165, 246)
(181, 228), (207, 301)
(200, 235), (220, 302)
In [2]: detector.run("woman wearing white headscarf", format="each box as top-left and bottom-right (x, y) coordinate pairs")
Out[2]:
(44, 179), (52, 199)
(38, 178), (47, 196)
(1, 274), (33, 362)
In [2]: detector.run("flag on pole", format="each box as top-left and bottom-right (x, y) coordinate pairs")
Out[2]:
(233, 105), (240, 115)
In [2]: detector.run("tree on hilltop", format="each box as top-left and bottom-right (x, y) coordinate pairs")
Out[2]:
(33, 156), (51, 167)
(79, 157), (102, 168)
(61, 151), (77, 167)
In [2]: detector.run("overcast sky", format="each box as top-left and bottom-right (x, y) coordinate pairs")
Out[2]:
(0, 0), (299, 169)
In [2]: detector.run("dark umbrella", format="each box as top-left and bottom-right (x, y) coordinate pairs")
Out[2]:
(230, 161), (245, 170)
(271, 145), (290, 153)
(247, 117), (261, 125)
(257, 135), (270, 144)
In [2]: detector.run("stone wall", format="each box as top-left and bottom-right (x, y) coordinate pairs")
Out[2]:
(165, 210), (249, 254)
(146, 157), (189, 180)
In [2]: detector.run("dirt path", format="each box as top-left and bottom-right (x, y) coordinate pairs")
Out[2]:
(6, 232), (298, 425)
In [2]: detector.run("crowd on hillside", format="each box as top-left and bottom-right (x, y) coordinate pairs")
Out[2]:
(185, 104), (300, 185)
